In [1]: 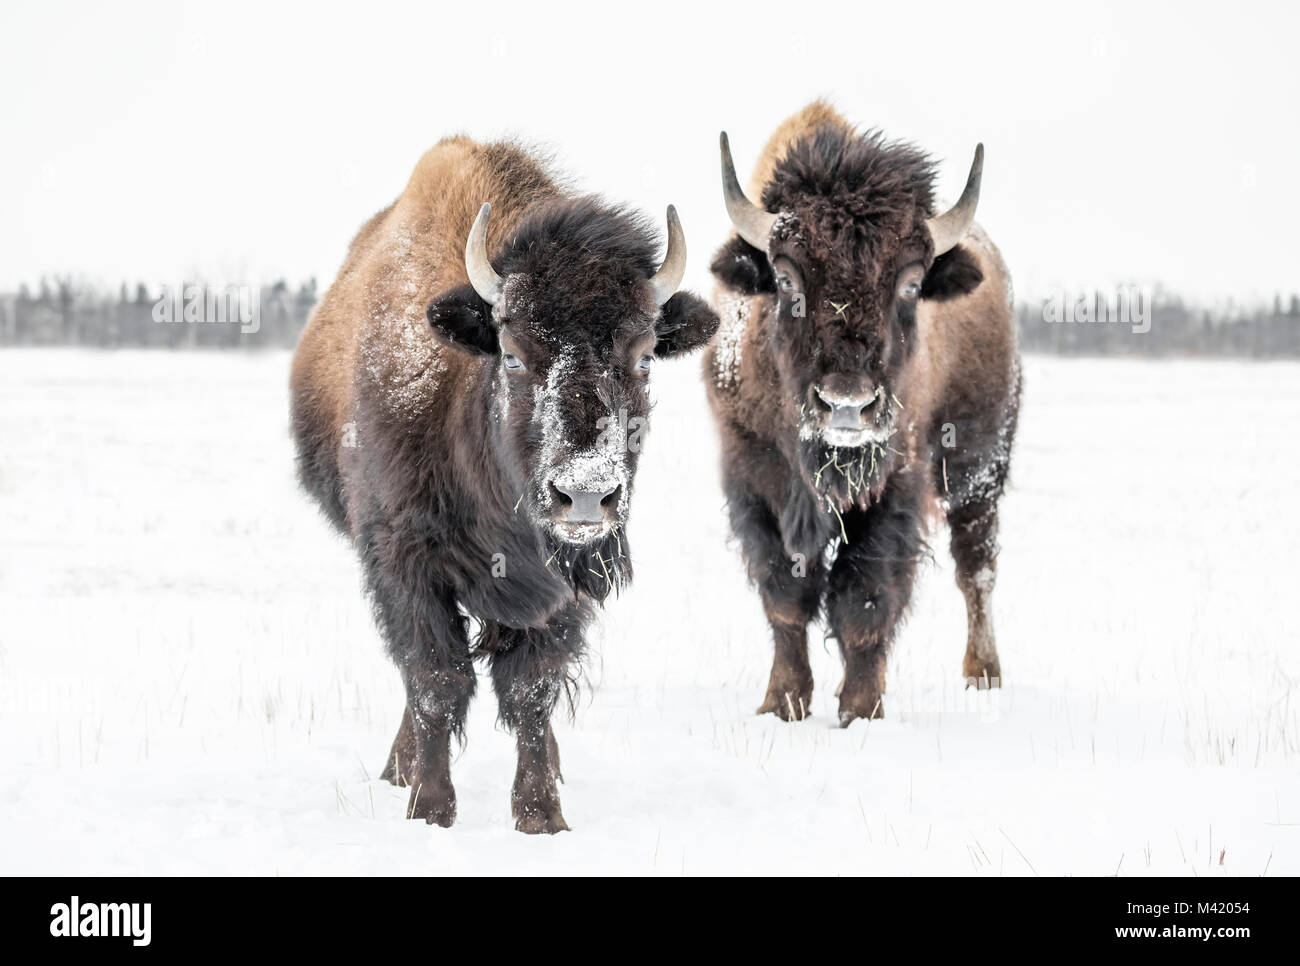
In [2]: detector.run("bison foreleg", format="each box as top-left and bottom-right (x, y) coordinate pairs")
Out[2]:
(397, 654), (474, 827)
(483, 613), (583, 834)
(727, 481), (823, 721)
(825, 472), (926, 726)
(367, 563), (474, 827)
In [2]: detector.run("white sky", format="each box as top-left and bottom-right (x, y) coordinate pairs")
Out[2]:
(2, 0), (1297, 301)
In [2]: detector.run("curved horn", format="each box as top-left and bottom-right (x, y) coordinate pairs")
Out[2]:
(926, 144), (984, 256)
(720, 132), (778, 250)
(648, 205), (687, 306)
(464, 202), (504, 304)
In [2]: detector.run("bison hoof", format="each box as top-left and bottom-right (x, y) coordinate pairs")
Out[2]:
(407, 786), (456, 827)
(380, 757), (412, 788)
(757, 684), (813, 721)
(514, 803), (570, 835)
(962, 657), (1002, 689)
(837, 695), (885, 727)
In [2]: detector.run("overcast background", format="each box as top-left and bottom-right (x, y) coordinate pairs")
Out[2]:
(3, 0), (1296, 302)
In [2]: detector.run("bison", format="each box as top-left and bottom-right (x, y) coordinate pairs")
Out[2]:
(703, 102), (1021, 726)
(290, 136), (717, 832)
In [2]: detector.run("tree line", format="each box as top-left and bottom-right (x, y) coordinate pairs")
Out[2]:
(2, 277), (1299, 357)
(1018, 288), (1300, 357)
(0, 278), (317, 349)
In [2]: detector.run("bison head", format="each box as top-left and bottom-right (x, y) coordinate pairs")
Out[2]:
(712, 128), (985, 463)
(428, 198), (716, 545)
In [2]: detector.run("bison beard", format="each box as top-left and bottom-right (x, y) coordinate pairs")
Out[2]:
(705, 102), (1020, 726)
(290, 136), (716, 832)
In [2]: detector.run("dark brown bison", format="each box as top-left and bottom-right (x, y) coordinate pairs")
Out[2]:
(290, 136), (717, 832)
(704, 102), (1021, 726)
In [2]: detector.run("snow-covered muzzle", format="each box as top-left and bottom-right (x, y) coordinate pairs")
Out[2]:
(498, 345), (644, 546)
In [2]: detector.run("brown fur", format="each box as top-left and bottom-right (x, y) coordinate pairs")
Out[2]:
(290, 136), (717, 832)
(716, 104), (1017, 465)
(745, 101), (853, 199)
(705, 102), (1021, 725)
(290, 137), (559, 509)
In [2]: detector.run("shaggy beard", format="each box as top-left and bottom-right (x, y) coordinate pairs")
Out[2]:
(796, 435), (898, 514)
(541, 528), (632, 604)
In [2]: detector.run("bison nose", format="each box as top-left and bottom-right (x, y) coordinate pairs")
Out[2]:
(552, 481), (620, 524)
(815, 384), (878, 429)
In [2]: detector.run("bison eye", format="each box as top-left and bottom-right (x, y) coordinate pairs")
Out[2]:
(636, 354), (653, 373)
(503, 353), (524, 372)
(777, 274), (795, 293)
(896, 265), (925, 302)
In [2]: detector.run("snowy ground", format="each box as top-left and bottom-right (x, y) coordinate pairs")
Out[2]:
(0, 349), (1296, 876)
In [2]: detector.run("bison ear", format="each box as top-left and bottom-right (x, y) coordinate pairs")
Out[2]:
(426, 284), (498, 355)
(921, 245), (984, 302)
(710, 235), (776, 296)
(655, 291), (719, 358)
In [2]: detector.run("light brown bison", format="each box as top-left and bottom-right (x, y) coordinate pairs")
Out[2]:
(290, 136), (717, 832)
(704, 102), (1020, 726)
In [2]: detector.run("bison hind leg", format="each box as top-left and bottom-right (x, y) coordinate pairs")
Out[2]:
(379, 707), (417, 787)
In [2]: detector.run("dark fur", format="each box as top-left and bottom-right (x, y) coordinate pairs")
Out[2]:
(706, 116), (1020, 726)
(292, 142), (716, 832)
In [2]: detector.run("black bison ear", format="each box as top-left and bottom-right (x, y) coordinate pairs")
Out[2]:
(921, 245), (984, 302)
(655, 291), (719, 357)
(709, 236), (776, 296)
(426, 284), (497, 355)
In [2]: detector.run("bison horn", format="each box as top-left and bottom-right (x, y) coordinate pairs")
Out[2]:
(648, 205), (687, 306)
(926, 144), (984, 256)
(465, 202), (504, 305)
(720, 132), (779, 251)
